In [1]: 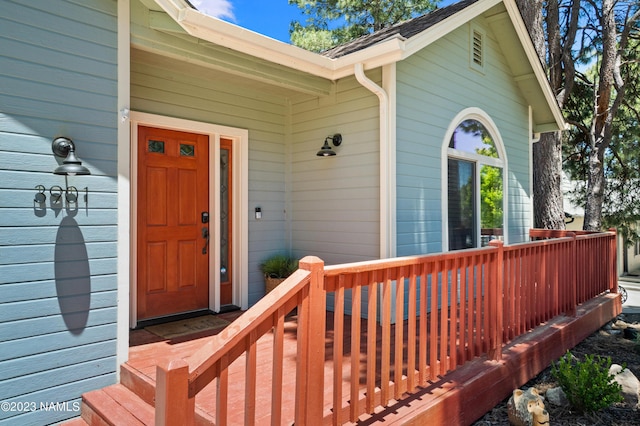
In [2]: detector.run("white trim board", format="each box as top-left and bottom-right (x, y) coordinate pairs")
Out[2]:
(128, 111), (249, 328)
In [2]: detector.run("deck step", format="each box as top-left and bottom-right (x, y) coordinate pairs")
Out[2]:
(81, 362), (216, 425)
(81, 384), (154, 425)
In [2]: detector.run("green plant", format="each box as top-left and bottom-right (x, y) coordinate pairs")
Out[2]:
(551, 351), (624, 413)
(259, 254), (298, 279)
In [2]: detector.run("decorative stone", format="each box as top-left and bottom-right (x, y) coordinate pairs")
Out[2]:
(545, 386), (568, 407)
(507, 387), (550, 426)
(609, 364), (640, 408)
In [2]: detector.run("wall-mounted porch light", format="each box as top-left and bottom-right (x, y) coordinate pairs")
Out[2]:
(316, 134), (342, 157)
(52, 137), (91, 176)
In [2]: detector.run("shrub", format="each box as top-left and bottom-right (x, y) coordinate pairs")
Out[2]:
(259, 254), (298, 279)
(551, 351), (624, 413)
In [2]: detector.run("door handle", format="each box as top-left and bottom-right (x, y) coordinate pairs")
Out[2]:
(201, 227), (210, 254)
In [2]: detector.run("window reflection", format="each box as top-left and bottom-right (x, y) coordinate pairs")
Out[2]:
(447, 119), (503, 250)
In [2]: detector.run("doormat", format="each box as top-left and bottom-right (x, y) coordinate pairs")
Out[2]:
(145, 315), (230, 339)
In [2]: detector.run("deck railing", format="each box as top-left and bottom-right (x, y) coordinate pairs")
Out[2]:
(155, 229), (618, 425)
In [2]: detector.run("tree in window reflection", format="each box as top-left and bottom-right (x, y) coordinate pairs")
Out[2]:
(448, 119), (503, 249)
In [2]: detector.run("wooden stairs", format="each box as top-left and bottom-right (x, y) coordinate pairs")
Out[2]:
(80, 366), (157, 426)
(77, 363), (221, 425)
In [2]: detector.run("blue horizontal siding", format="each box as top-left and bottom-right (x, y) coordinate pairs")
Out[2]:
(0, 323), (117, 362)
(0, 374), (116, 426)
(396, 17), (531, 255)
(0, 0), (119, 423)
(0, 306), (117, 340)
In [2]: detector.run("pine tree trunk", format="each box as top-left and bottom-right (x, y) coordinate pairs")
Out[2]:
(533, 132), (566, 229)
(583, 143), (605, 230)
(517, 0), (566, 231)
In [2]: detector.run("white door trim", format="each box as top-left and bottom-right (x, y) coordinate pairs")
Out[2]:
(129, 111), (249, 327)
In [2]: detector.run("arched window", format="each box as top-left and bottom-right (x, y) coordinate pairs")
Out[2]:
(446, 117), (505, 250)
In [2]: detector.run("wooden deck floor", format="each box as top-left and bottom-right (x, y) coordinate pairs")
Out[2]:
(125, 294), (620, 425)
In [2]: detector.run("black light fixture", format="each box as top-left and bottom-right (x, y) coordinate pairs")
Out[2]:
(52, 137), (91, 176)
(316, 134), (342, 157)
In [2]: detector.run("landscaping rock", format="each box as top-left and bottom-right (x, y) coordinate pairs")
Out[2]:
(609, 363), (640, 408)
(544, 386), (568, 407)
(473, 317), (640, 425)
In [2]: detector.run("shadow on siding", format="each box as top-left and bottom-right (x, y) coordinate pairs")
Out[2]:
(55, 215), (91, 334)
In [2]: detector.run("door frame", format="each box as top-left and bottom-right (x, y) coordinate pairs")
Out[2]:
(129, 111), (248, 327)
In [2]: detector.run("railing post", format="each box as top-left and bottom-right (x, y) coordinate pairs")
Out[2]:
(296, 256), (326, 424)
(156, 359), (195, 426)
(488, 240), (503, 361)
(608, 228), (619, 294)
(568, 233), (577, 317)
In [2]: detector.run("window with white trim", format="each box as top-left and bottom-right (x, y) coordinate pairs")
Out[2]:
(447, 119), (504, 250)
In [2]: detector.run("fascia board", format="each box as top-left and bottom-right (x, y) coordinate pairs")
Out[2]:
(403, 0), (502, 57)
(330, 37), (407, 79)
(503, 0), (566, 130)
(152, 0), (408, 80)
(176, 7), (337, 78)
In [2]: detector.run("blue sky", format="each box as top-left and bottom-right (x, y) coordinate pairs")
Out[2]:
(190, 0), (456, 43)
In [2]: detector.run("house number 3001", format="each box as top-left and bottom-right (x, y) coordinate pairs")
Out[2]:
(34, 185), (89, 204)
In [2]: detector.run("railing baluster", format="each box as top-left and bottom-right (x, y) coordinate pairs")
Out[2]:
(429, 261), (438, 381)
(366, 276), (378, 413)
(394, 267), (405, 399)
(450, 258), (458, 368)
(488, 241), (503, 361)
(381, 269), (392, 405)
(439, 260), (448, 375)
(509, 248), (515, 337)
(459, 256), (467, 364)
(418, 262), (428, 386)
(271, 310), (284, 425)
(216, 355), (229, 426)
(467, 254), (476, 359)
(515, 249), (522, 335)
(333, 279), (345, 426)
(350, 280), (362, 422)
(407, 264), (417, 391)
(476, 254), (483, 353)
(245, 330), (257, 426)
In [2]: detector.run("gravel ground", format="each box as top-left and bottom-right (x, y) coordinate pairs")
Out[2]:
(473, 313), (640, 426)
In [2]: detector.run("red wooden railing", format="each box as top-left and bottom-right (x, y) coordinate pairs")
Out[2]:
(155, 229), (618, 425)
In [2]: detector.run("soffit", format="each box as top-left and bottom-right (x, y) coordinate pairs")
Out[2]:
(131, 0), (332, 97)
(131, 47), (316, 101)
(485, 6), (562, 132)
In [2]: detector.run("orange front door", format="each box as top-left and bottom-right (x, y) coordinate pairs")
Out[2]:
(137, 126), (209, 321)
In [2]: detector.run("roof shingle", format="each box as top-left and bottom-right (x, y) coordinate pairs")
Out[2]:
(321, 0), (479, 59)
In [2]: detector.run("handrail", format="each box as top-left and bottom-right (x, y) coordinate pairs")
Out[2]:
(155, 264), (318, 425)
(154, 229), (619, 425)
(187, 268), (310, 394)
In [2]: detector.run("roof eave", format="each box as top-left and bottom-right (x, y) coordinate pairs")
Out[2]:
(151, 0), (567, 131)
(151, 0), (337, 78)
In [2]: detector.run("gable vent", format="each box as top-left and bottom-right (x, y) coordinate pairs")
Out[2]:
(472, 30), (483, 67)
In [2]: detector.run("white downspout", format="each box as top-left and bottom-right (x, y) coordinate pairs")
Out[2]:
(354, 63), (395, 259)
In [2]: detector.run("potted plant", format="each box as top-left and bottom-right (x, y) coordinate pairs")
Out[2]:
(260, 254), (299, 293)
